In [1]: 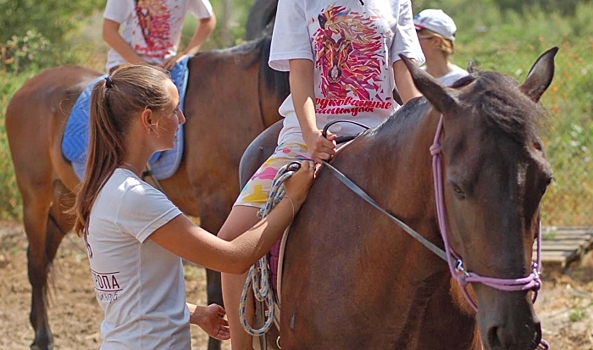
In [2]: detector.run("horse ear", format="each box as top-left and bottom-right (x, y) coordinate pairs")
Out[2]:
(519, 47), (558, 102)
(399, 55), (460, 114)
(466, 60), (479, 74)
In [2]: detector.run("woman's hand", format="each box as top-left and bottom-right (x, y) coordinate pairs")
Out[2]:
(189, 303), (230, 341)
(303, 129), (337, 163)
(283, 160), (316, 206)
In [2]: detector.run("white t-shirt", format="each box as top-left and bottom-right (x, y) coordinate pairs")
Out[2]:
(269, 0), (424, 144)
(103, 0), (214, 71)
(86, 168), (186, 350)
(436, 64), (469, 86)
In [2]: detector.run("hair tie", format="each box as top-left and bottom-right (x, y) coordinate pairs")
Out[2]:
(105, 76), (114, 88)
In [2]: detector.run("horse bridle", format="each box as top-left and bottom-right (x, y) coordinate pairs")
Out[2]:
(321, 117), (548, 348)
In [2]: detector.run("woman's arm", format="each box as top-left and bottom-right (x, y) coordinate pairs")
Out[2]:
(390, 0), (423, 104)
(289, 59), (337, 162)
(149, 161), (314, 273)
(102, 19), (149, 66)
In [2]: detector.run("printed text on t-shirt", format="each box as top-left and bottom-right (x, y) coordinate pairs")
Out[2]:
(316, 97), (391, 116)
(91, 269), (122, 304)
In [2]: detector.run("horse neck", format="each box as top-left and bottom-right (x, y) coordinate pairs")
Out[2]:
(332, 103), (479, 344)
(353, 101), (442, 244)
(370, 105), (482, 346)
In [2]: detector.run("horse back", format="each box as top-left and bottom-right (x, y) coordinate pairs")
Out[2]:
(6, 66), (102, 192)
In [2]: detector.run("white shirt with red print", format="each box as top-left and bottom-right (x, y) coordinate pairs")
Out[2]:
(269, 0), (424, 144)
(104, 0), (213, 72)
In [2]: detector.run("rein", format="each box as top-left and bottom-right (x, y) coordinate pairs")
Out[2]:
(321, 117), (548, 349)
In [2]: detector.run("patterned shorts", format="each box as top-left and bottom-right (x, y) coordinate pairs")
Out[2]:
(234, 142), (311, 208)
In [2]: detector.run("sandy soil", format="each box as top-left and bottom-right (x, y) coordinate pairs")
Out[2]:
(1, 220), (592, 350)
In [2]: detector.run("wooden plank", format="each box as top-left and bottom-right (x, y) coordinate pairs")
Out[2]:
(541, 238), (591, 244)
(541, 240), (591, 248)
(538, 227), (593, 268)
(543, 234), (593, 240)
(541, 245), (588, 251)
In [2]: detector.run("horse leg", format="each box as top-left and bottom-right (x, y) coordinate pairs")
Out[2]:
(45, 180), (75, 265)
(20, 177), (54, 350)
(199, 198), (234, 350)
(20, 175), (75, 350)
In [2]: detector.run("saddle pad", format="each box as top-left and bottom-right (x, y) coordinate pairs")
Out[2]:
(269, 239), (282, 294)
(63, 56), (191, 180)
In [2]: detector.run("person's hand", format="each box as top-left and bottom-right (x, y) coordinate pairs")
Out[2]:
(283, 160), (316, 206)
(162, 53), (189, 71)
(190, 304), (230, 341)
(303, 129), (337, 163)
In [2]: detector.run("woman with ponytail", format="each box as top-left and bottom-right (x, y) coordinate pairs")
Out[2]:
(72, 65), (315, 350)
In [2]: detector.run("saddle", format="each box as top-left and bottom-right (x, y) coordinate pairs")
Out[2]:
(61, 57), (191, 181)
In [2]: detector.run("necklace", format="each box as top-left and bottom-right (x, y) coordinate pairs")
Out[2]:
(122, 162), (142, 177)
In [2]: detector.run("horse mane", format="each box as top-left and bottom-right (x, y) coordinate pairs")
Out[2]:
(376, 71), (545, 148)
(202, 30), (290, 99)
(465, 72), (544, 144)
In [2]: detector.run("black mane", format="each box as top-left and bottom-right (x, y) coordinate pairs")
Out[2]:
(196, 31), (290, 100)
(465, 72), (543, 144)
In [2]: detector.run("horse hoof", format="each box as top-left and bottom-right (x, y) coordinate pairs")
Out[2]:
(30, 343), (54, 350)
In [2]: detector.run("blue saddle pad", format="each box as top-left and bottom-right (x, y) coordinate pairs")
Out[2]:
(62, 57), (190, 180)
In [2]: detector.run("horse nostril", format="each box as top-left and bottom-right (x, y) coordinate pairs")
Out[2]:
(487, 325), (503, 349)
(531, 321), (543, 348)
(486, 322), (542, 350)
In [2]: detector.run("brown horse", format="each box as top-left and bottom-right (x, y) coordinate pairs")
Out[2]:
(5, 32), (288, 350)
(240, 48), (557, 349)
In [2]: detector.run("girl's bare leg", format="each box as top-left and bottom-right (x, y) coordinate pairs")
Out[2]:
(218, 205), (261, 350)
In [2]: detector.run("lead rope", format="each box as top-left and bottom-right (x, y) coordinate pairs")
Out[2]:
(239, 162), (301, 336)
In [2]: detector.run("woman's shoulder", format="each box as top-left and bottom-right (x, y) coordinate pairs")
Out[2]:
(99, 169), (155, 203)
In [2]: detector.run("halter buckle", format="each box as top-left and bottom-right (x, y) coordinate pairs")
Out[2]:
(455, 259), (470, 277)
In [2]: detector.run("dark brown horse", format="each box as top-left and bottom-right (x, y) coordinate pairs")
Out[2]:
(240, 48), (557, 349)
(5, 33), (288, 350)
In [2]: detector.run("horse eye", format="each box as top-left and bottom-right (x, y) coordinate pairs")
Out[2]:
(450, 182), (467, 199)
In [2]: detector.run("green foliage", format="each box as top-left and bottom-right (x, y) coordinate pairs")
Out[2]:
(568, 300), (592, 322)
(180, 0), (253, 49)
(1, 0), (593, 225)
(0, 0), (104, 72)
(1, 30), (51, 73)
(413, 0), (593, 225)
(0, 0), (104, 44)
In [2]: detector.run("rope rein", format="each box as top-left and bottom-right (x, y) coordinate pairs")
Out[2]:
(239, 162), (300, 336)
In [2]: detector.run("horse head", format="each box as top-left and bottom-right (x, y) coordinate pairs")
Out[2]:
(402, 48), (557, 350)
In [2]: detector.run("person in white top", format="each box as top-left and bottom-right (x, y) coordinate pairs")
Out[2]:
(413, 9), (469, 86)
(102, 0), (216, 73)
(217, 0), (425, 348)
(72, 65), (315, 350)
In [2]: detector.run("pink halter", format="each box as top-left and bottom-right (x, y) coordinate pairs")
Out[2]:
(431, 114), (548, 349)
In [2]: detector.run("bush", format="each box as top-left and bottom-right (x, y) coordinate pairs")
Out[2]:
(0, 0), (592, 225)
(1, 30), (51, 73)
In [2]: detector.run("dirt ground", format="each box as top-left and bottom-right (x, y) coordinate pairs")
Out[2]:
(1, 220), (592, 350)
